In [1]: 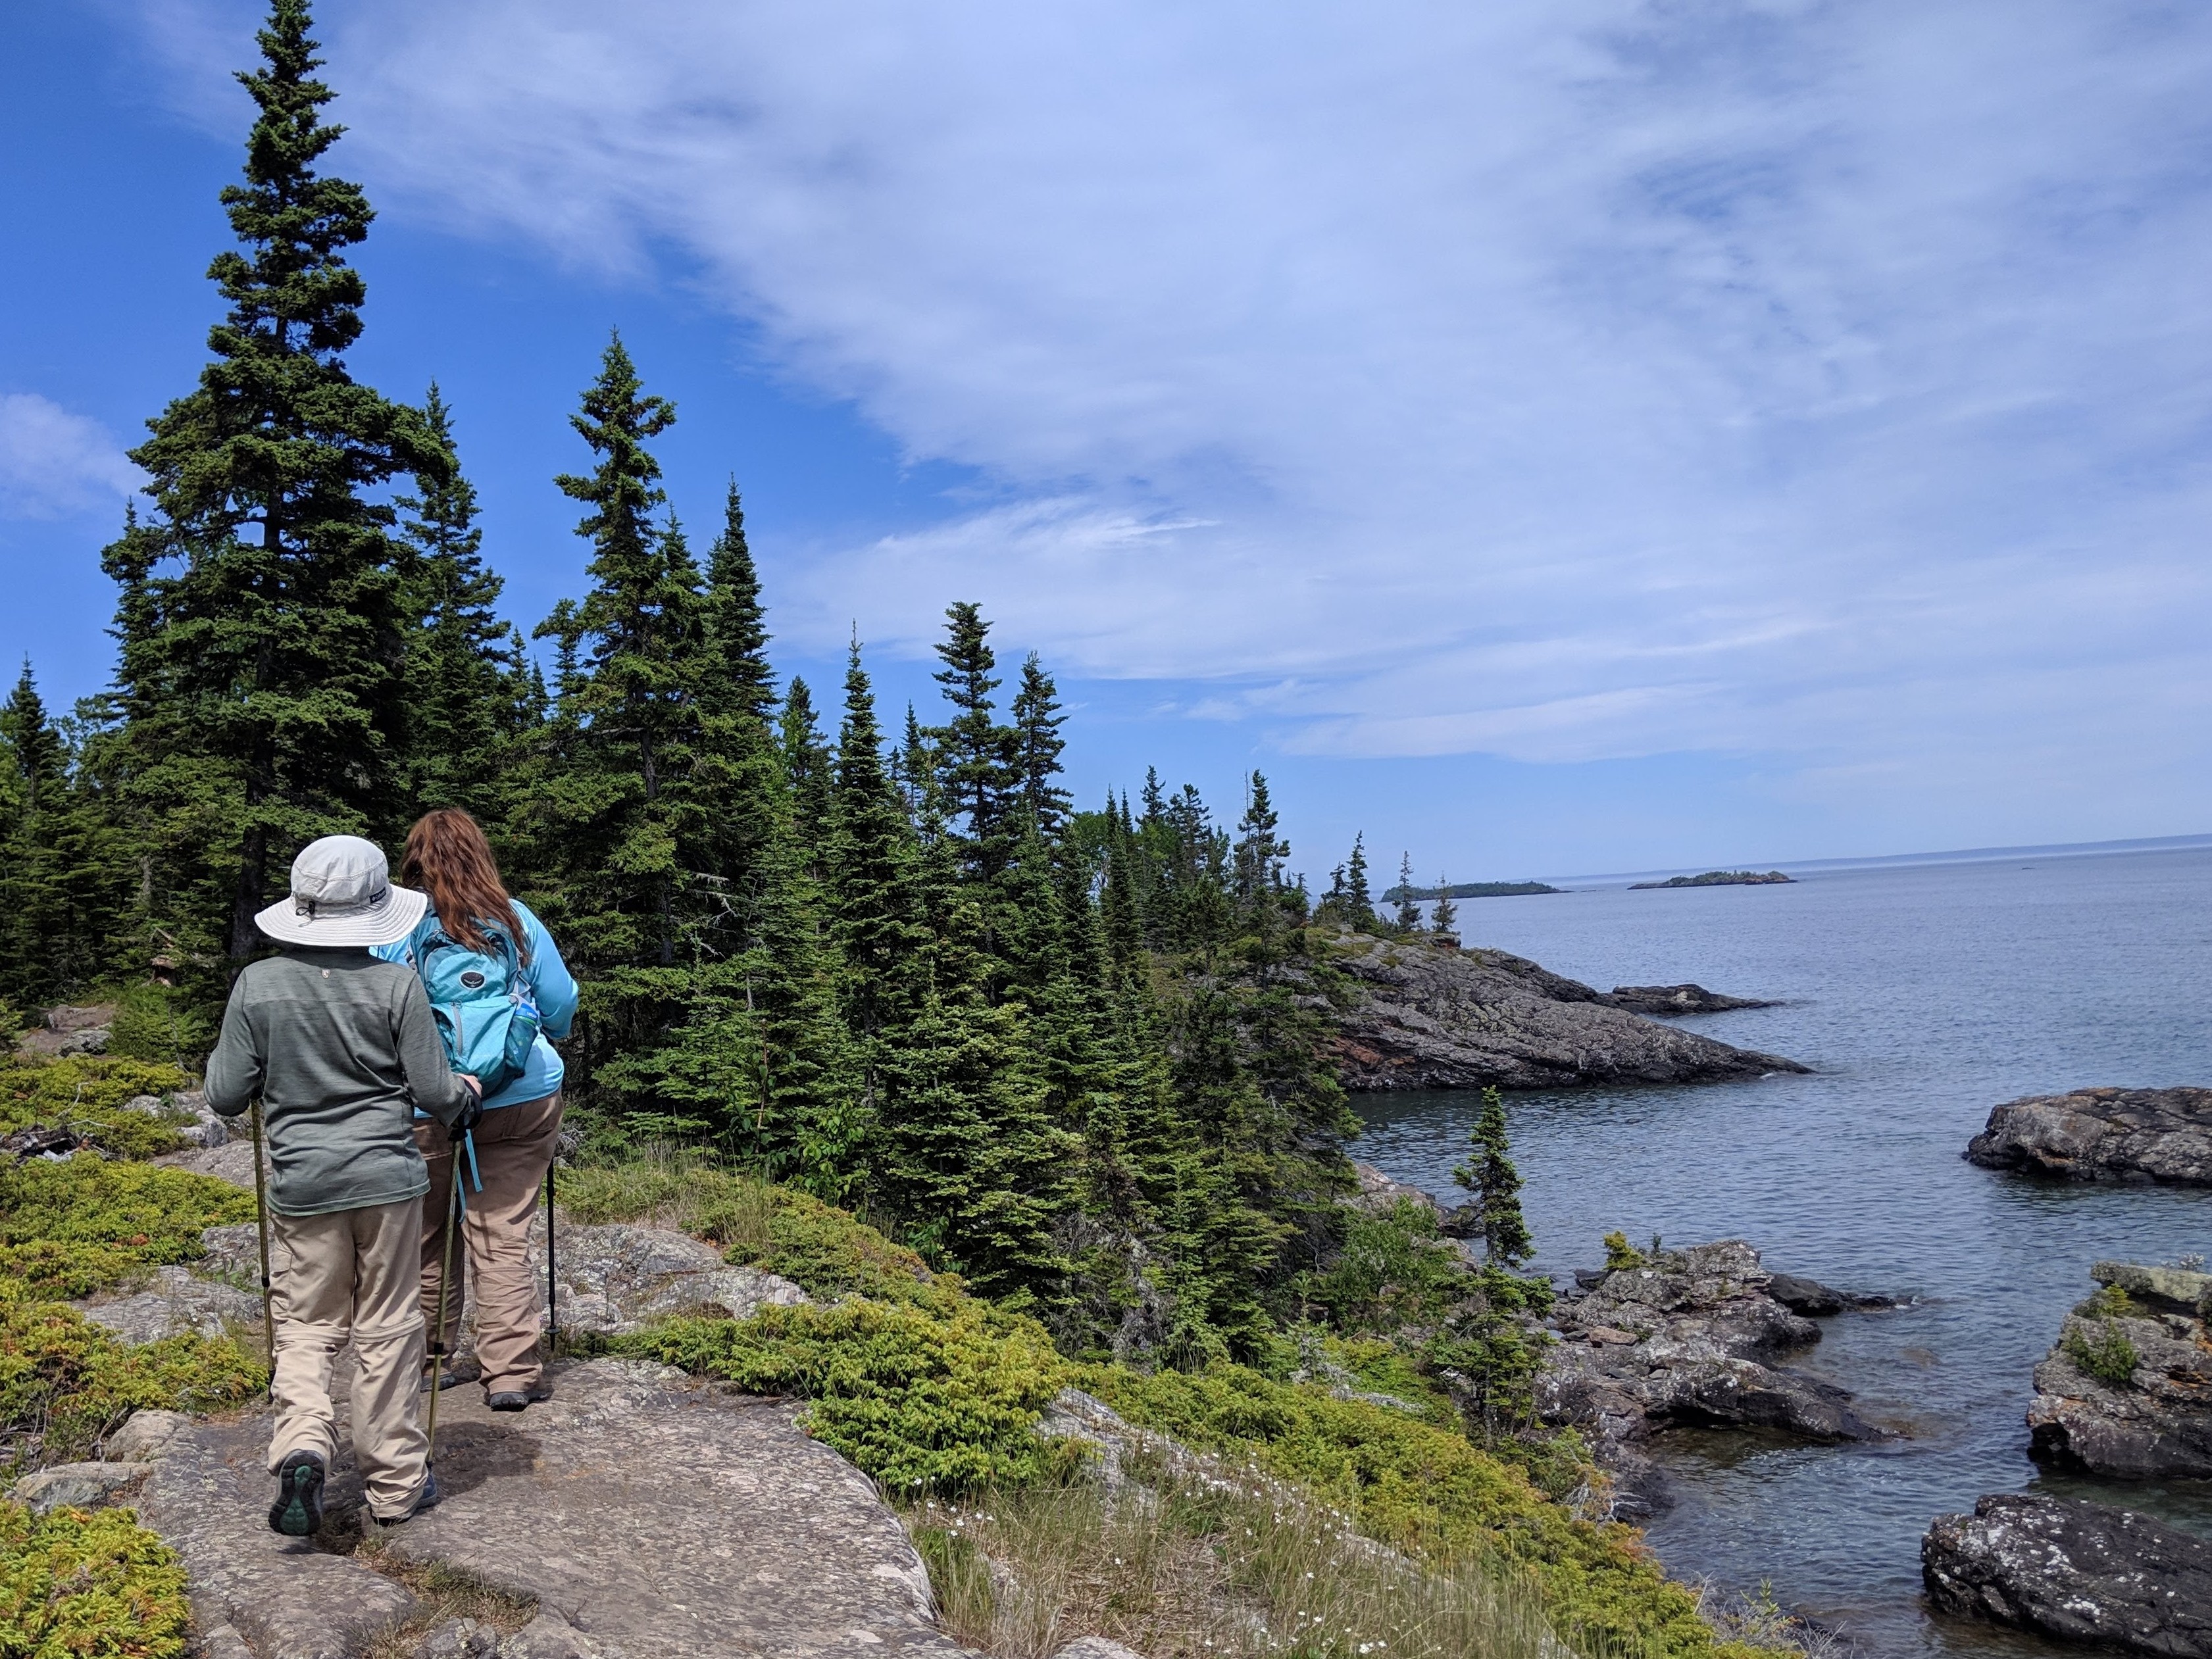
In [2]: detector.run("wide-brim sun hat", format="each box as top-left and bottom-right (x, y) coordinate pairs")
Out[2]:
(254, 834), (428, 949)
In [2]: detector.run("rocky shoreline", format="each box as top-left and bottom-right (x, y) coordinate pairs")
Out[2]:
(1542, 1240), (1886, 1518)
(2026, 1260), (2212, 1479)
(1324, 930), (1804, 1091)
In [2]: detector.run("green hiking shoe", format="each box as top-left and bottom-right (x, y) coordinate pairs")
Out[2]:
(266, 1449), (325, 1537)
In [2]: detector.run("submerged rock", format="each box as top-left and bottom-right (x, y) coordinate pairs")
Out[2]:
(1322, 931), (1805, 1091)
(1923, 1492), (2212, 1656)
(1540, 1241), (1881, 1517)
(2028, 1261), (2212, 1479)
(1966, 1086), (2212, 1184)
(1599, 984), (1776, 1015)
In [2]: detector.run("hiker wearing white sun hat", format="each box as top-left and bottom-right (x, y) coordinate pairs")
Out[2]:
(206, 835), (482, 1535)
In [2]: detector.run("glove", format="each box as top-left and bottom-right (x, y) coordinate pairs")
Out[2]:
(451, 1076), (485, 1137)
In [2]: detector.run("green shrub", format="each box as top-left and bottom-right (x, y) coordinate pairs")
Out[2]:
(1602, 1231), (1646, 1274)
(2073, 1285), (2136, 1321)
(0, 1283), (264, 1465)
(0, 1156), (254, 1298)
(0, 1056), (197, 1161)
(2063, 1322), (2141, 1387)
(1076, 1362), (1784, 1659)
(103, 987), (209, 1068)
(0, 1499), (191, 1659)
(1302, 1198), (1469, 1335)
(628, 1297), (1071, 1496)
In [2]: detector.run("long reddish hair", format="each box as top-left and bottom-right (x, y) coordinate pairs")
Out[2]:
(399, 809), (528, 962)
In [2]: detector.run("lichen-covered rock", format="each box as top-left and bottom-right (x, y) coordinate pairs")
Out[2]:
(78, 1265), (262, 1345)
(7, 1460), (152, 1514)
(527, 1216), (807, 1337)
(2028, 1262), (2212, 1479)
(415, 1617), (500, 1659)
(105, 1408), (193, 1462)
(1923, 1492), (2212, 1655)
(1322, 932), (1804, 1091)
(121, 1089), (228, 1149)
(1966, 1086), (2212, 1184)
(1541, 1241), (1880, 1517)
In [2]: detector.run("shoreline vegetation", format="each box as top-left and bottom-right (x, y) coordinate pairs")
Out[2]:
(0, 5), (1809, 1656)
(1628, 871), (1794, 890)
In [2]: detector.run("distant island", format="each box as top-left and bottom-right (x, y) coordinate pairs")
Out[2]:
(1384, 880), (1563, 900)
(1630, 870), (1794, 890)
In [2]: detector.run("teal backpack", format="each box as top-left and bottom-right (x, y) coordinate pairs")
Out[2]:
(413, 924), (543, 1099)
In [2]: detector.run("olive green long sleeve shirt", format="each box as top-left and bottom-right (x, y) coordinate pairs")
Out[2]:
(205, 947), (474, 1217)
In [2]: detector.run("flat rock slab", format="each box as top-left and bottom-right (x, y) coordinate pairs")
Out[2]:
(80, 1265), (263, 1344)
(1966, 1086), (2212, 1184)
(141, 1358), (971, 1659)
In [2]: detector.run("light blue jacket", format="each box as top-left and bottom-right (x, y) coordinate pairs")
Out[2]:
(374, 900), (578, 1110)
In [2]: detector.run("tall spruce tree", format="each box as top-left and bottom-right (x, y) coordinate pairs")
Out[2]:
(1011, 652), (1072, 840)
(694, 478), (785, 939)
(398, 384), (515, 819)
(779, 678), (833, 858)
(1430, 877), (1458, 939)
(103, 0), (446, 964)
(930, 603), (1019, 887)
(1454, 1087), (1533, 1269)
(525, 335), (713, 1105)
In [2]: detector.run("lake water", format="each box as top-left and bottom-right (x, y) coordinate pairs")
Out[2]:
(1353, 845), (2212, 1656)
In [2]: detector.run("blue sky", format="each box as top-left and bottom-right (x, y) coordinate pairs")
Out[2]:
(6, 1), (2212, 883)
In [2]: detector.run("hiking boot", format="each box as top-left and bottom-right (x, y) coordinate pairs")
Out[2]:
(378, 1470), (441, 1525)
(486, 1380), (555, 1412)
(422, 1354), (482, 1391)
(267, 1449), (326, 1537)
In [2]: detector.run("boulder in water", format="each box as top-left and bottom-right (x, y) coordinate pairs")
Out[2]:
(1923, 1492), (2212, 1656)
(1966, 1086), (2212, 1184)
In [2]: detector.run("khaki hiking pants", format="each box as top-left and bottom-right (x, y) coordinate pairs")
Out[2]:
(416, 1091), (562, 1395)
(266, 1197), (428, 1522)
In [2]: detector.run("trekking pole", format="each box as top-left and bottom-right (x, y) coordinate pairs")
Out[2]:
(249, 1101), (275, 1387)
(544, 1158), (557, 1356)
(424, 1148), (466, 1468)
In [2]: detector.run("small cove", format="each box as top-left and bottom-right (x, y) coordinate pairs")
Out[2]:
(1353, 845), (2212, 1656)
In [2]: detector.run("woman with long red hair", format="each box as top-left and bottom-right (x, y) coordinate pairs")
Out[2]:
(376, 809), (577, 1412)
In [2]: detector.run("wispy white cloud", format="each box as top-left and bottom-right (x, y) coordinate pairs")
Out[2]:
(136, 1), (2212, 804)
(0, 393), (143, 519)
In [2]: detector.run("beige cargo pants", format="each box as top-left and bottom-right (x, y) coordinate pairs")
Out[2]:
(266, 1197), (428, 1521)
(416, 1091), (563, 1395)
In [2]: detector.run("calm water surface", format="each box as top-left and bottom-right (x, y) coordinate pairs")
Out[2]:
(1354, 847), (2212, 1656)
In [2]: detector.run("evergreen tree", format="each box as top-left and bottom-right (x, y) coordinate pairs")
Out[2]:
(1345, 833), (1373, 925)
(398, 384), (515, 819)
(779, 677), (833, 857)
(0, 674), (130, 1008)
(1231, 772), (1288, 917)
(1430, 876), (1458, 939)
(827, 643), (931, 1052)
(1393, 852), (1422, 934)
(1453, 1087), (1533, 1269)
(930, 603), (1018, 885)
(694, 479), (785, 936)
(524, 335), (710, 1104)
(102, 0), (447, 963)
(1011, 652), (1072, 840)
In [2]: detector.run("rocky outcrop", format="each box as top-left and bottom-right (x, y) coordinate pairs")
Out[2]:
(1764, 1272), (1899, 1316)
(1542, 1241), (1880, 1516)
(137, 1358), (972, 1659)
(1966, 1086), (2212, 1184)
(1322, 932), (1805, 1091)
(1598, 985), (1775, 1015)
(80, 1265), (263, 1344)
(1923, 1493), (2212, 1656)
(2028, 1261), (2212, 1479)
